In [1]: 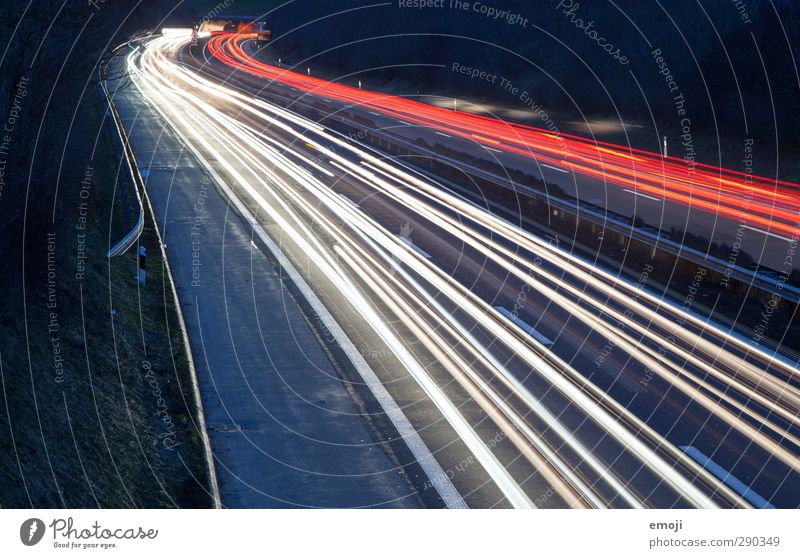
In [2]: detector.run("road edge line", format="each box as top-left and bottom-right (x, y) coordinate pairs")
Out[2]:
(108, 51), (223, 509)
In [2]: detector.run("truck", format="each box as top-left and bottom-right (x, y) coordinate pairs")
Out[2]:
(257, 22), (271, 44)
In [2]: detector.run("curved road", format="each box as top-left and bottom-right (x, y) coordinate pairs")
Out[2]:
(116, 32), (800, 508)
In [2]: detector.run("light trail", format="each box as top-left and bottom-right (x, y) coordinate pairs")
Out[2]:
(124, 33), (800, 508)
(207, 34), (800, 240)
(130, 37), (538, 509)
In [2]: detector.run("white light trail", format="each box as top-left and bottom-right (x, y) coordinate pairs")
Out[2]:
(123, 34), (800, 509)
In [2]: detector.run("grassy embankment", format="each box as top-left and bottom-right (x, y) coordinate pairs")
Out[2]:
(0, 78), (212, 508)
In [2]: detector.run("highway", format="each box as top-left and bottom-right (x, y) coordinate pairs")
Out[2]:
(121, 31), (800, 508)
(209, 34), (800, 272)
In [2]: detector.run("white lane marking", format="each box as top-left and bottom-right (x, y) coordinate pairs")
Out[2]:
(192, 146), (467, 510)
(322, 98), (332, 103)
(369, 111), (381, 116)
(434, 131), (452, 138)
(541, 163), (569, 174)
(623, 188), (661, 202)
(483, 146), (503, 154)
(680, 446), (774, 509)
(396, 120), (412, 126)
(399, 236), (433, 259)
(741, 225), (795, 243)
(494, 307), (553, 346)
(339, 194), (360, 209)
(257, 230), (468, 508)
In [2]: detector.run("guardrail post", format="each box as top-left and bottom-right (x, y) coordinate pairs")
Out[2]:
(138, 246), (147, 285)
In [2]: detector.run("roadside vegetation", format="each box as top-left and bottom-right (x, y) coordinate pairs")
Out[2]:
(0, 1), (210, 507)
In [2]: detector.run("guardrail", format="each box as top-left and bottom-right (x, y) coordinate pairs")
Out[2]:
(402, 140), (800, 305)
(99, 37), (223, 509)
(332, 115), (800, 306)
(100, 42), (146, 258)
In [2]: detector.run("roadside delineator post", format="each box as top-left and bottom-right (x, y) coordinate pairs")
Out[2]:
(138, 246), (147, 286)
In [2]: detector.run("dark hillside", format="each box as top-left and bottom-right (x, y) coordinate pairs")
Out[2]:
(0, 1), (209, 507)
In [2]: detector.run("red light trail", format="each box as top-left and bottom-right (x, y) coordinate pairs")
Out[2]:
(206, 34), (800, 240)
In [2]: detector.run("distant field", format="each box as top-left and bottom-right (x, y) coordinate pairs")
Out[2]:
(186, 0), (284, 17)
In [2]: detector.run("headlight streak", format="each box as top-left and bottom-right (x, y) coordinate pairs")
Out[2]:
(127, 34), (799, 509)
(192, 94), (624, 507)
(130, 37), (537, 509)
(227, 102), (713, 507)
(167, 85), (694, 507)
(148, 35), (752, 508)
(333, 243), (598, 509)
(213, 117), (642, 509)
(141, 55), (684, 508)
(351, 161), (800, 452)
(354, 154), (800, 388)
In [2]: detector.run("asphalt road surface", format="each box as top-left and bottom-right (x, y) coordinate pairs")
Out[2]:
(108, 32), (800, 509)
